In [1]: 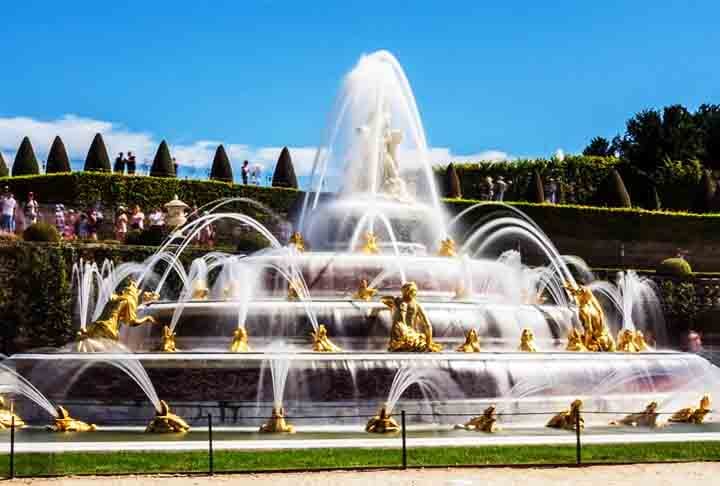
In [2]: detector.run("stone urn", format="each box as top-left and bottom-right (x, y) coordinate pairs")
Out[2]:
(164, 195), (189, 228)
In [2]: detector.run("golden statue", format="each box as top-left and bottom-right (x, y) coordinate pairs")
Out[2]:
(287, 279), (302, 301)
(519, 328), (537, 352)
(455, 405), (499, 433)
(47, 406), (96, 432)
(141, 291), (160, 304)
(564, 284), (615, 352)
(354, 279), (378, 301)
(565, 328), (587, 352)
(611, 401), (659, 428)
(366, 405), (400, 433)
(222, 282), (241, 299)
(289, 232), (305, 253)
(669, 394), (711, 424)
(547, 399), (583, 431)
(160, 325), (178, 352)
(76, 279), (157, 352)
(0, 397), (24, 429)
(229, 327), (251, 352)
(438, 237), (457, 257)
(617, 329), (639, 353)
(457, 329), (482, 353)
(259, 407), (295, 433)
(191, 279), (209, 300)
(146, 400), (190, 433)
(360, 231), (380, 254)
(311, 324), (342, 352)
(383, 282), (442, 352)
(634, 331), (650, 352)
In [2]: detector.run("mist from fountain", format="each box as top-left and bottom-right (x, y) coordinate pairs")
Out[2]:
(0, 363), (57, 418)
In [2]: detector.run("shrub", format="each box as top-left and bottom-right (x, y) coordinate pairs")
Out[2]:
(525, 171), (544, 203)
(84, 133), (112, 172)
(235, 231), (272, 253)
(272, 147), (298, 188)
(23, 222), (60, 242)
(210, 144), (233, 182)
(150, 140), (175, 178)
(46, 136), (72, 173)
(656, 257), (693, 278)
(0, 152), (8, 177)
(125, 227), (165, 246)
(445, 163), (462, 198)
(594, 168), (631, 208)
(12, 137), (40, 176)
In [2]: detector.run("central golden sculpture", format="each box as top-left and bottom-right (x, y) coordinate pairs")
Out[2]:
(354, 279), (378, 301)
(457, 329), (482, 352)
(382, 282), (442, 352)
(564, 284), (615, 352)
(366, 405), (400, 433)
(669, 394), (711, 424)
(455, 405), (499, 432)
(611, 401), (659, 428)
(0, 397), (24, 429)
(546, 399), (583, 431)
(519, 328), (537, 352)
(48, 406), (96, 432)
(311, 324), (342, 352)
(438, 237), (457, 257)
(565, 328), (587, 351)
(634, 331), (650, 351)
(76, 279), (157, 352)
(160, 325), (178, 352)
(289, 231), (305, 253)
(360, 231), (380, 254)
(259, 406), (295, 433)
(229, 327), (251, 352)
(146, 400), (190, 433)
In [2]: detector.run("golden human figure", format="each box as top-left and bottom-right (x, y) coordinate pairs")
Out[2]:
(519, 328), (537, 352)
(76, 279), (157, 352)
(160, 325), (178, 352)
(382, 282), (442, 352)
(311, 324), (342, 352)
(669, 394), (711, 424)
(564, 284), (615, 352)
(145, 400), (190, 433)
(565, 328), (587, 352)
(366, 405), (400, 433)
(547, 399), (584, 431)
(611, 401), (660, 428)
(456, 405), (500, 433)
(360, 231), (380, 254)
(259, 407), (295, 433)
(47, 406), (96, 432)
(229, 327), (251, 352)
(633, 330), (650, 351)
(289, 232), (305, 253)
(617, 329), (639, 353)
(438, 237), (457, 257)
(354, 279), (378, 301)
(457, 329), (482, 353)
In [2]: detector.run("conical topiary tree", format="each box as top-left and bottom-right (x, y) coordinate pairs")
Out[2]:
(524, 171), (544, 203)
(83, 133), (111, 172)
(272, 147), (298, 188)
(210, 144), (233, 182)
(150, 140), (176, 178)
(11, 137), (40, 176)
(0, 152), (8, 177)
(693, 170), (715, 213)
(46, 136), (72, 173)
(595, 169), (631, 208)
(445, 163), (462, 198)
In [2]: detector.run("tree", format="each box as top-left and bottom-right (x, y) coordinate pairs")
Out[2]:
(46, 136), (72, 173)
(696, 104), (720, 171)
(11, 137), (40, 176)
(660, 104), (701, 163)
(582, 137), (612, 157)
(0, 153), (8, 177)
(595, 169), (631, 208)
(272, 147), (298, 188)
(83, 133), (111, 172)
(445, 163), (462, 198)
(616, 109), (665, 173)
(692, 170), (715, 213)
(210, 144), (233, 182)
(524, 171), (544, 203)
(150, 140), (176, 178)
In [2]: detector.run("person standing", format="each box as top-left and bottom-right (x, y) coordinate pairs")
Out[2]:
(130, 205), (145, 230)
(114, 152), (126, 174)
(54, 204), (66, 234)
(24, 192), (39, 228)
(115, 207), (128, 241)
(1, 189), (16, 233)
(494, 176), (509, 201)
(242, 160), (250, 185)
(64, 209), (77, 240)
(126, 152), (137, 175)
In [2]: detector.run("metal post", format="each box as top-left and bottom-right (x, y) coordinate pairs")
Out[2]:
(575, 410), (581, 466)
(401, 410), (407, 470)
(208, 413), (214, 475)
(9, 415), (15, 479)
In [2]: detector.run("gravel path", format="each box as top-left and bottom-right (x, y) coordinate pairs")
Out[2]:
(13, 463), (720, 486)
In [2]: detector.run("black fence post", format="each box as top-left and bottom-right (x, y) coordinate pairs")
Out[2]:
(208, 413), (214, 476)
(575, 410), (582, 466)
(401, 410), (407, 470)
(9, 415), (15, 479)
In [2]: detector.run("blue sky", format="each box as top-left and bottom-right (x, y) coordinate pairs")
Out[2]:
(1, 0), (719, 181)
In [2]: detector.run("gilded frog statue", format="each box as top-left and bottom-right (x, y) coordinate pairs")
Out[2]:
(547, 399), (583, 431)
(456, 405), (499, 433)
(48, 406), (97, 432)
(382, 282), (442, 352)
(366, 405), (400, 433)
(669, 394), (711, 424)
(146, 400), (190, 433)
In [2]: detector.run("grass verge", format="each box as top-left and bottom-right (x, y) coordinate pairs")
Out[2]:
(2, 441), (720, 477)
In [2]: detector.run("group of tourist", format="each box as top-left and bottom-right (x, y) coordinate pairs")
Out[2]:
(1, 187), (39, 233)
(477, 176), (511, 201)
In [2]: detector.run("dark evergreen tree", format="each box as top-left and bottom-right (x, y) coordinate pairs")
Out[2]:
(524, 171), (544, 203)
(11, 137), (40, 176)
(272, 147), (298, 188)
(594, 169), (632, 208)
(210, 144), (233, 182)
(0, 152), (8, 177)
(149, 140), (176, 178)
(46, 136), (71, 173)
(445, 163), (462, 198)
(83, 133), (111, 172)
(696, 104), (720, 171)
(583, 136), (612, 157)
(692, 170), (715, 213)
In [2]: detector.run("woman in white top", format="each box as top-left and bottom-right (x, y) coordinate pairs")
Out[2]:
(130, 205), (145, 230)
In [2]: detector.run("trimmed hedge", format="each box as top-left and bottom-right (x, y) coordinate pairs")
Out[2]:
(210, 144), (233, 182)
(273, 147), (298, 188)
(0, 152), (8, 177)
(84, 133), (111, 172)
(23, 222), (61, 242)
(46, 136), (72, 173)
(12, 137), (40, 176)
(150, 140), (175, 178)
(657, 257), (693, 278)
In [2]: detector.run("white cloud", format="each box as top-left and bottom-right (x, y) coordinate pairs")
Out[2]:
(0, 114), (513, 179)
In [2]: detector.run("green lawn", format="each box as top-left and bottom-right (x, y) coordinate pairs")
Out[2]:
(2, 441), (720, 477)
